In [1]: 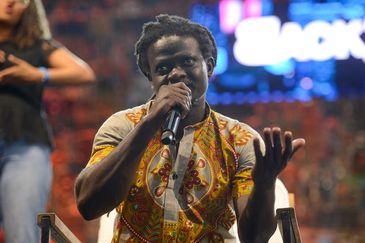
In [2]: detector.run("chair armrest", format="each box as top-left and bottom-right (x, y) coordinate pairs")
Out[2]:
(276, 207), (302, 243)
(37, 213), (81, 243)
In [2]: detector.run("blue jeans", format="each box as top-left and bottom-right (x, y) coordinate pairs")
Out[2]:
(0, 140), (52, 243)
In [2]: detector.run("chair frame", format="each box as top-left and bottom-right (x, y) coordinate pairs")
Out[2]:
(37, 213), (81, 243)
(276, 207), (302, 243)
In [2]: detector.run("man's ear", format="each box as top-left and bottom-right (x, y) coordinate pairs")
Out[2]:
(206, 57), (215, 78)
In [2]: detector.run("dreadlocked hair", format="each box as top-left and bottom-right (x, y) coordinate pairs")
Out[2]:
(134, 14), (217, 78)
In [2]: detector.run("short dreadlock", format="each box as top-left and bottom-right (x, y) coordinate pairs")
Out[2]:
(135, 14), (217, 78)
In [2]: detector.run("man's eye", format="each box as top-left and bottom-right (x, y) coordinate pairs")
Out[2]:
(156, 66), (169, 74)
(183, 58), (195, 66)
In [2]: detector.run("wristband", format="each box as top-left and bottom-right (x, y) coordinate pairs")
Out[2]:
(38, 66), (49, 86)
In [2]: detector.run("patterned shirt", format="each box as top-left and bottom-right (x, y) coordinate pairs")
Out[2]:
(87, 101), (263, 243)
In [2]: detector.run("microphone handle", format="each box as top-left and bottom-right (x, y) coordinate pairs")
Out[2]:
(161, 108), (181, 145)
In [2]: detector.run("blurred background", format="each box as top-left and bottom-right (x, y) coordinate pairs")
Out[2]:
(5, 0), (365, 242)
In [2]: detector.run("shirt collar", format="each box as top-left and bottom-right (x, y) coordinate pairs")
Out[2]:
(185, 102), (212, 130)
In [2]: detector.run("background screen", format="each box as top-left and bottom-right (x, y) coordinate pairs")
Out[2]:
(190, 0), (365, 104)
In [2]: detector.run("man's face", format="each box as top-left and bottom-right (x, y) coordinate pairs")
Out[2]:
(147, 35), (213, 103)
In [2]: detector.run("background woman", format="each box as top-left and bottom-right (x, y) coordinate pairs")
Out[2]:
(0, 0), (96, 242)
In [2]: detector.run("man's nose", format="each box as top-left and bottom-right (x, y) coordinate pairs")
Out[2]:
(167, 66), (186, 84)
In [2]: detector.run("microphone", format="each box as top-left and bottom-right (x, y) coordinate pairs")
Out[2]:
(161, 107), (181, 145)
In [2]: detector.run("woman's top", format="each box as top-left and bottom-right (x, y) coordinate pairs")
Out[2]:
(0, 39), (60, 147)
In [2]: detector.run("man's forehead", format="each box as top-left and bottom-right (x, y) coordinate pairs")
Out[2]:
(148, 36), (200, 60)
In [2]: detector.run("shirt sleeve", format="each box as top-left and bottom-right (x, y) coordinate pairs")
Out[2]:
(40, 38), (62, 66)
(86, 111), (134, 167)
(231, 124), (265, 199)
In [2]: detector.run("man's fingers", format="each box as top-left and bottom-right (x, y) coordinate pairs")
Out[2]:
(253, 137), (263, 162)
(282, 131), (293, 160)
(272, 127), (282, 164)
(172, 83), (192, 99)
(283, 132), (305, 161)
(292, 138), (305, 155)
(263, 128), (273, 158)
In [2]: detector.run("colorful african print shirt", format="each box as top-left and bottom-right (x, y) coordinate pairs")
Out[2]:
(87, 101), (263, 243)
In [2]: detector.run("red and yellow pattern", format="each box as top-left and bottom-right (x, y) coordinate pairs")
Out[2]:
(87, 145), (115, 167)
(126, 108), (147, 125)
(230, 124), (254, 146)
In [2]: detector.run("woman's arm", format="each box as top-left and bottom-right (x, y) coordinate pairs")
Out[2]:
(0, 47), (96, 85)
(45, 47), (96, 85)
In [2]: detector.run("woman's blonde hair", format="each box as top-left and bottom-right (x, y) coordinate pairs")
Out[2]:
(12, 0), (51, 48)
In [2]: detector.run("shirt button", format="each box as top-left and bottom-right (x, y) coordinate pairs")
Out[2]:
(172, 172), (178, 180)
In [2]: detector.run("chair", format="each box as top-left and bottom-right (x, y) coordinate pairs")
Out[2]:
(97, 209), (117, 243)
(276, 193), (302, 243)
(37, 213), (81, 243)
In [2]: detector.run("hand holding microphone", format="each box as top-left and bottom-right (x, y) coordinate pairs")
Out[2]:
(156, 82), (192, 145)
(161, 107), (181, 145)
